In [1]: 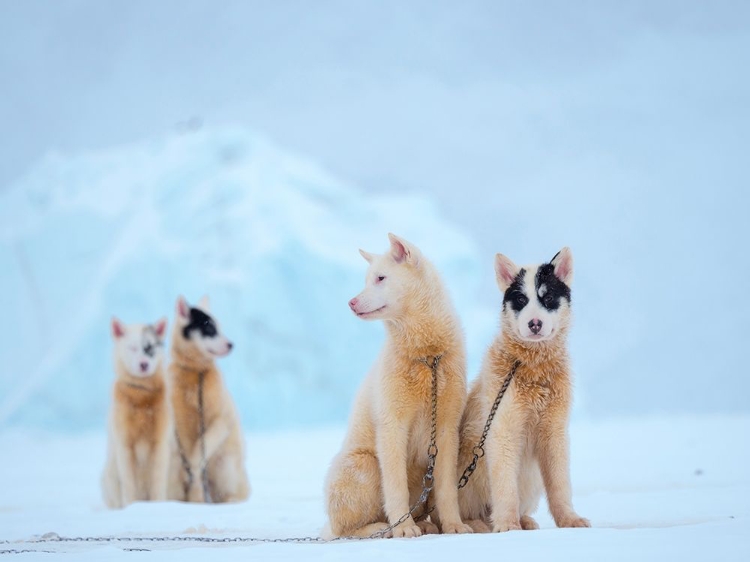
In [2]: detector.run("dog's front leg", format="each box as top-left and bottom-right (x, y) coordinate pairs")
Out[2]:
(486, 402), (527, 532)
(149, 436), (170, 501)
(186, 417), (231, 502)
(114, 438), (138, 507)
(432, 379), (472, 534)
(189, 417), (230, 469)
(377, 420), (421, 538)
(536, 408), (590, 529)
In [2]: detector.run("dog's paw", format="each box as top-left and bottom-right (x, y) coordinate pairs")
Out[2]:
(520, 515), (540, 530)
(391, 523), (423, 539)
(557, 514), (591, 528)
(365, 523), (393, 539)
(187, 484), (207, 503)
(492, 519), (522, 533)
(416, 520), (440, 535)
(440, 521), (474, 535)
(466, 519), (492, 533)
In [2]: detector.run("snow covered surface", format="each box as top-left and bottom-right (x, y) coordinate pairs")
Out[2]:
(1, 415), (749, 560)
(0, 126), (490, 431)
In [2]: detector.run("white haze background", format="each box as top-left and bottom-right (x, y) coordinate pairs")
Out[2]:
(1, 0), (748, 430)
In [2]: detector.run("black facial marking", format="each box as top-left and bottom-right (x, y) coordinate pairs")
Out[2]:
(535, 262), (571, 311)
(141, 326), (162, 357)
(503, 268), (528, 314)
(182, 307), (218, 340)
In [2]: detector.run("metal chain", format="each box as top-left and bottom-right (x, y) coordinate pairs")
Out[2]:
(174, 428), (193, 498)
(197, 371), (211, 503)
(457, 359), (520, 489)
(0, 355), (446, 553)
(173, 367), (210, 503)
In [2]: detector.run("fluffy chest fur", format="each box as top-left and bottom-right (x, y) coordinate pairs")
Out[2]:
(486, 339), (572, 423)
(170, 367), (224, 448)
(112, 377), (167, 448)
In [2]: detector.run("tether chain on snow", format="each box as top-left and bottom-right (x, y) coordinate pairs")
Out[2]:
(0, 355), (445, 553)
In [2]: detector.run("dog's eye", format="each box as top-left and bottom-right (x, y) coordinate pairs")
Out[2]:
(377, 276), (386, 282)
(201, 320), (217, 337)
(513, 293), (528, 307)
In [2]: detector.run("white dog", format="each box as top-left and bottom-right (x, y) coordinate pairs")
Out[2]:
(101, 317), (170, 508)
(324, 234), (472, 538)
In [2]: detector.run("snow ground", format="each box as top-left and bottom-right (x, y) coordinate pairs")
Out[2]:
(1, 415), (749, 560)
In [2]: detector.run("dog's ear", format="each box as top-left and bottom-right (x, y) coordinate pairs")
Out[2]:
(176, 296), (190, 320)
(359, 249), (375, 263)
(111, 317), (126, 339)
(495, 253), (519, 292)
(197, 295), (210, 311)
(551, 247), (574, 285)
(387, 233), (419, 266)
(154, 317), (168, 339)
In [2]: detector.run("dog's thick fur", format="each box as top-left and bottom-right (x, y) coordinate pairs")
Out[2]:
(167, 296), (250, 503)
(101, 318), (170, 509)
(457, 248), (590, 532)
(324, 233), (472, 539)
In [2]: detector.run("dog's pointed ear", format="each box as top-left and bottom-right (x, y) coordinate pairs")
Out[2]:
(388, 233), (418, 265)
(111, 317), (126, 339)
(176, 296), (190, 320)
(154, 317), (168, 339)
(198, 295), (210, 311)
(551, 247), (573, 285)
(359, 249), (375, 263)
(495, 253), (520, 292)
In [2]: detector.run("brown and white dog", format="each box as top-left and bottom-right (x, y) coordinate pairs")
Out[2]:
(101, 317), (170, 508)
(457, 248), (590, 532)
(323, 233), (473, 538)
(167, 295), (250, 504)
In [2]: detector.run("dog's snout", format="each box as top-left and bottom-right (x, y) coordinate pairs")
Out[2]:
(528, 319), (543, 335)
(139, 361), (148, 372)
(349, 297), (359, 310)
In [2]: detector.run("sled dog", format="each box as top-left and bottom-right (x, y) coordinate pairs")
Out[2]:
(167, 296), (250, 503)
(101, 317), (170, 508)
(324, 233), (473, 538)
(458, 248), (590, 532)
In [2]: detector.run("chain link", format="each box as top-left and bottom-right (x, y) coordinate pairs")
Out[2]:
(457, 359), (520, 489)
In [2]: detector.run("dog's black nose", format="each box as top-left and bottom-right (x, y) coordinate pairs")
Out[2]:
(140, 361), (148, 372)
(227, 342), (234, 351)
(528, 319), (543, 335)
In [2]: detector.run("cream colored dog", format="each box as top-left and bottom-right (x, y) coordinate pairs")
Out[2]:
(458, 248), (590, 532)
(324, 233), (472, 538)
(101, 317), (170, 509)
(167, 296), (250, 503)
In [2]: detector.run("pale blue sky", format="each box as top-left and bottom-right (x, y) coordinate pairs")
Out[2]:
(1, 1), (749, 419)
